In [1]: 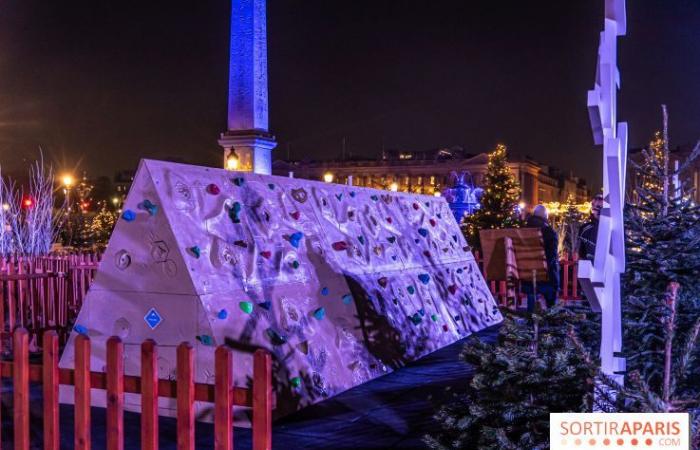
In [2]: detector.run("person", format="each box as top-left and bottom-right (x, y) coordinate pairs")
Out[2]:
(522, 204), (559, 312)
(579, 194), (604, 262)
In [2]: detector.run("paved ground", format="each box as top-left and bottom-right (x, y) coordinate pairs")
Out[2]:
(0, 325), (499, 449)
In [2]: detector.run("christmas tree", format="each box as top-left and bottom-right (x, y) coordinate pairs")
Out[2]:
(425, 307), (597, 450)
(623, 106), (700, 401)
(463, 144), (522, 248)
(89, 203), (116, 245)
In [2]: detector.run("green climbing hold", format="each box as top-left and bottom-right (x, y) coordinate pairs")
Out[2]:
(291, 376), (302, 388)
(407, 286), (416, 295)
(239, 301), (254, 314)
(431, 314), (438, 322)
(196, 335), (214, 346)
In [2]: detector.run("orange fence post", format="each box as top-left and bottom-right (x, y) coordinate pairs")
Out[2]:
(176, 342), (195, 450)
(141, 340), (159, 450)
(14, 328), (30, 450)
(215, 346), (233, 450)
(43, 331), (60, 450)
(106, 337), (124, 450)
(75, 334), (91, 450)
(253, 349), (272, 450)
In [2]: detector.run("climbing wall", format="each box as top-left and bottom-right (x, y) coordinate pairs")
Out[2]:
(59, 159), (502, 419)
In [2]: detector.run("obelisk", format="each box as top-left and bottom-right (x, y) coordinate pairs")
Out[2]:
(218, 0), (276, 175)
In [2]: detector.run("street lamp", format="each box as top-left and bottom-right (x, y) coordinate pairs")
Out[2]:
(323, 172), (334, 183)
(226, 150), (239, 171)
(61, 174), (74, 188)
(389, 182), (399, 192)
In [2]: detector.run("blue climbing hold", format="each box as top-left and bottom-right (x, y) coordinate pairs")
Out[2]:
(418, 308), (425, 316)
(189, 246), (201, 258)
(342, 294), (353, 304)
(414, 239), (420, 244)
(410, 313), (422, 325)
(457, 268), (463, 274)
(358, 236), (365, 245)
(138, 199), (158, 216)
(313, 307), (326, 320)
(418, 228), (429, 238)
(268, 183), (275, 190)
(232, 177), (245, 186)
(321, 287), (329, 296)
(74, 324), (88, 335)
(196, 335), (214, 346)
(228, 202), (242, 223)
(258, 301), (272, 311)
(217, 309), (228, 319)
(122, 210), (136, 222)
(289, 232), (303, 248)
(335, 193), (343, 201)
(350, 191), (356, 197)
(418, 274), (430, 285)
(387, 236), (396, 244)
(370, 195), (379, 202)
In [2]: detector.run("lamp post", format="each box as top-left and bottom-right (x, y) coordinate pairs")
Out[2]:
(61, 174), (74, 212)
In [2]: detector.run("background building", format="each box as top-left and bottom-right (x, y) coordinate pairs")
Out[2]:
(273, 147), (590, 208)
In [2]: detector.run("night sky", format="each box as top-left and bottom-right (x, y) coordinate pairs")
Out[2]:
(1, 0), (700, 189)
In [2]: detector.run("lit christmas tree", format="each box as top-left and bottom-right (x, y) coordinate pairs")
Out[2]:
(89, 203), (116, 245)
(463, 144), (522, 248)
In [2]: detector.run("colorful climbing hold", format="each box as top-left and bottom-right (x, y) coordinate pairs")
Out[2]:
(386, 217), (393, 224)
(258, 301), (272, 311)
(412, 202), (420, 210)
(206, 184), (220, 195)
(313, 307), (326, 320)
(418, 228), (429, 238)
(74, 324), (88, 335)
(407, 286), (416, 295)
(418, 274), (430, 285)
(138, 199), (158, 216)
(266, 328), (287, 345)
(122, 210), (136, 222)
(239, 301), (254, 314)
(297, 341), (309, 354)
(290, 376), (302, 388)
(452, 235), (459, 242)
(233, 240), (248, 248)
(429, 219), (437, 227)
(448, 285), (457, 295)
(378, 277), (388, 288)
(335, 193), (343, 201)
(442, 324), (449, 332)
(418, 308), (425, 316)
(332, 241), (349, 251)
(196, 335), (214, 346)
(189, 246), (201, 258)
(349, 191), (356, 197)
(260, 251), (272, 259)
(410, 313), (422, 325)
(291, 260), (300, 269)
(342, 294), (353, 304)
(228, 202), (242, 223)
(232, 177), (245, 186)
(288, 232), (303, 248)
(290, 211), (301, 220)
(217, 309), (228, 320)
(357, 236), (365, 245)
(423, 250), (431, 258)
(370, 195), (379, 202)
(437, 213), (442, 219)
(268, 183), (275, 190)
(431, 314), (438, 322)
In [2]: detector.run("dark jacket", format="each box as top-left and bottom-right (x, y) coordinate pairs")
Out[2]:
(526, 215), (560, 290)
(578, 216), (598, 262)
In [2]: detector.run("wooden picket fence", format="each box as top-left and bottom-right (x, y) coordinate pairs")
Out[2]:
(473, 251), (583, 305)
(0, 328), (273, 450)
(0, 253), (99, 347)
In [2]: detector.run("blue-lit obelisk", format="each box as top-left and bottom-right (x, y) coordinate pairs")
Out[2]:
(219, 0), (276, 175)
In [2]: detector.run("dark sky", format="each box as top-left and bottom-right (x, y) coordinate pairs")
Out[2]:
(1, 1), (700, 189)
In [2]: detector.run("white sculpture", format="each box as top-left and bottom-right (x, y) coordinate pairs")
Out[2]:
(578, 0), (627, 386)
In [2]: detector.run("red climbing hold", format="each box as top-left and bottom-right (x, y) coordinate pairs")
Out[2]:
(260, 251), (272, 259)
(332, 241), (349, 251)
(423, 250), (431, 258)
(412, 202), (420, 210)
(378, 277), (388, 288)
(290, 211), (301, 220)
(429, 219), (437, 227)
(448, 285), (457, 295)
(386, 217), (393, 224)
(442, 324), (449, 332)
(206, 184), (220, 195)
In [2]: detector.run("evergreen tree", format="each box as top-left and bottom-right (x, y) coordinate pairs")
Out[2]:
(89, 203), (116, 245)
(623, 108), (700, 395)
(463, 144), (522, 248)
(425, 308), (597, 450)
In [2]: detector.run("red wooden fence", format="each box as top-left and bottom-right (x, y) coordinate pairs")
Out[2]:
(473, 251), (583, 305)
(0, 253), (99, 346)
(0, 329), (273, 450)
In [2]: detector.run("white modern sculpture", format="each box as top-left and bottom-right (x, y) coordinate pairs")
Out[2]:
(579, 0), (627, 386)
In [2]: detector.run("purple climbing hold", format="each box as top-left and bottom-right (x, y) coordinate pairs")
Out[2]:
(122, 210), (136, 222)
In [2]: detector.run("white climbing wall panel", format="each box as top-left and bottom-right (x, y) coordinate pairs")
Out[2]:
(60, 159), (502, 419)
